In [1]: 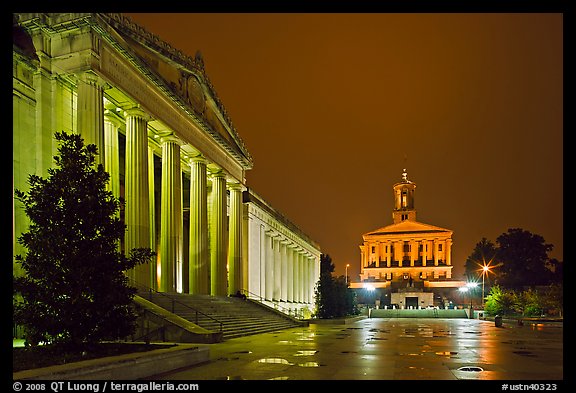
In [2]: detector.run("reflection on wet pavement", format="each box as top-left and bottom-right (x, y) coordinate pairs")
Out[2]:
(147, 318), (563, 380)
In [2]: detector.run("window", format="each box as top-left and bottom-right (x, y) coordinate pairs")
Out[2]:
(439, 244), (443, 251)
(371, 246), (375, 254)
(403, 242), (411, 252)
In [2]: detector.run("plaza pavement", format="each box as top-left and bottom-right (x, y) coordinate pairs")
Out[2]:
(145, 317), (563, 381)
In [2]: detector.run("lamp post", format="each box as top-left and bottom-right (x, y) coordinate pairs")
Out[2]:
(459, 282), (478, 319)
(481, 265), (490, 307)
(345, 264), (350, 285)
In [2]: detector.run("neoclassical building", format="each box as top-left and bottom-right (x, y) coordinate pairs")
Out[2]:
(13, 13), (320, 313)
(350, 169), (464, 308)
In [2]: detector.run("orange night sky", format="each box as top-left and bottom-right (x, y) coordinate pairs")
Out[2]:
(124, 12), (563, 281)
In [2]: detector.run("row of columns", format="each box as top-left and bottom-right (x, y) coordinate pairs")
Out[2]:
(261, 231), (317, 304)
(78, 72), (243, 295)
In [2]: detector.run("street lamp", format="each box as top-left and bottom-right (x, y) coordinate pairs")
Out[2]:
(481, 265), (490, 307)
(459, 282), (478, 318)
(345, 264), (350, 285)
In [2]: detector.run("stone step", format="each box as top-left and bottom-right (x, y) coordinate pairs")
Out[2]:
(138, 291), (303, 340)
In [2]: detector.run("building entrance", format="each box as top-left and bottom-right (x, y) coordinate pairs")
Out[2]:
(405, 296), (418, 309)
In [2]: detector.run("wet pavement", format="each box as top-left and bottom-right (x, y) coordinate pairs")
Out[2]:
(147, 318), (563, 380)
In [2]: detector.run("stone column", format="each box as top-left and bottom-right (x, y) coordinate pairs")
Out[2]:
(395, 241), (403, 267)
(272, 237), (281, 301)
(286, 244), (294, 302)
(298, 251), (304, 303)
(410, 240), (416, 267)
(280, 241), (288, 302)
(77, 73), (105, 165)
(308, 256), (315, 304)
(227, 182), (243, 296)
(292, 250), (299, 303)
(434, 239), (439, 266)
(445, 239), (452, 266)
(264, 232), (274, 300)
(260, 225), (267, 300)
(189, 155), (209, 295)
(148, 146), (157, 289)
(124, 107), (151, 288)
(303, 254), (309, 304)
(159, 136), (183, 293)
(103, 105), (121, 199)
(422, 240), (428, 267)
(210, 169), (228, 296)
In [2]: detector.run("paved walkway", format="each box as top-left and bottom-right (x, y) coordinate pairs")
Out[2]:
(146, 318), (563, 380)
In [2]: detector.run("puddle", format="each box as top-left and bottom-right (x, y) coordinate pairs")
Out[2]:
(298, 362), (324, 367)
(269, 376), (289, 380)
(398, 352), (424, 356)
(513, 350), (537, 357)
(257, 358), (292, 365)
(230, 350), (252, 354)
(399, 334), (415, 338)
(436, 351), (459, 357)
(457, 366), (484, 372)
(216, 375), (244, 380)
(464, 331), (483, 335)
(341, 350), (358, 354)
(294, 350), (318, 356)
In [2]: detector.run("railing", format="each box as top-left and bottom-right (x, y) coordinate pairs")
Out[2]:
(239, 289), (306, 320)
(130, 279), (223, 333)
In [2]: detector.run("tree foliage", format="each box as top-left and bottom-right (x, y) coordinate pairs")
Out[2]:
(465, 228), (561, 291)
(13, 131), (155, 348)
(484, 284), (563, 317)
(314, 254), (358, 318)
(496, 228), (554, 289)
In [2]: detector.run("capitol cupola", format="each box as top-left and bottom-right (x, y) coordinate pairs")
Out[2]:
(392, 168), (417, 224)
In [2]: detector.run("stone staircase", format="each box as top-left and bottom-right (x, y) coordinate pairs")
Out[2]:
(137, 291), (306, 340)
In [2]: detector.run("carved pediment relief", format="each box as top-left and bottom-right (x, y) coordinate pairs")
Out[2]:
(103, 13), (251, 164)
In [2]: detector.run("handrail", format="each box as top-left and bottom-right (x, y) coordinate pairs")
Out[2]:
(239, 288), (306, 320)
(129, 279), (223, 333)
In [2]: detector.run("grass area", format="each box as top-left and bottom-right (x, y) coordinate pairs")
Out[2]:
(13, 342), (174, 372)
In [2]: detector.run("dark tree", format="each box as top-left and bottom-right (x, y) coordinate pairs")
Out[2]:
(13, 131), (155, 348)
(496, 228), (554, 290)
(314, 254), (357, 318)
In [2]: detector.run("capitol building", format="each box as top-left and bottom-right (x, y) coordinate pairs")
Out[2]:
(350, 169), (465, 309)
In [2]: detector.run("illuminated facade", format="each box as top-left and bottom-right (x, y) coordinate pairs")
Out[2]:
(13, 13), (319, 312)
(350, 169), (463, 308)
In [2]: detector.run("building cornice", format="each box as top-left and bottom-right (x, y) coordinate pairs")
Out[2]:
(99, 13), (253, 168)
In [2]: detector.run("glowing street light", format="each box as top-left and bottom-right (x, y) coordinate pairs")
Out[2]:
(345, 264), (350, 285)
